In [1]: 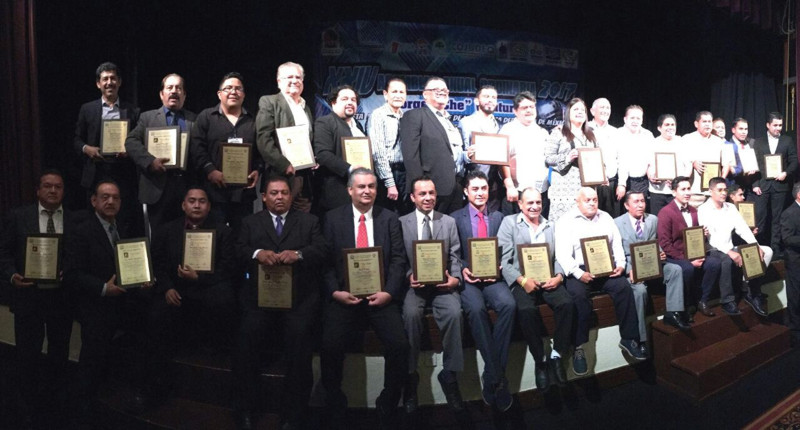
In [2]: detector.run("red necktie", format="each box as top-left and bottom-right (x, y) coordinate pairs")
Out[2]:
(477, 212), (488, 238)
(357, 214), (368, 248)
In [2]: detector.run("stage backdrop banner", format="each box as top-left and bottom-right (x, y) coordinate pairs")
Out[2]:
(314, 21), (581, 132)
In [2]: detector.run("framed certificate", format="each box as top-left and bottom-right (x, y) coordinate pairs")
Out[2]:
(146, 126), (180, 168)
(276, 124), (316, 170)
(682, 226), (706, 261)
(577, 147), (607, 186)
(470, 132), (510, 165)
(654, 152), (677, 181)
(114, 238), (154, 287)
(580, 236), (614, 277)
(630, 240), (662, 283)
(517, 243), (553, 283)
(739, 243), (766, 280)
(700, 162), (720, 191)
(468, 237), (500, 280)
(343, 247), (385, 297)
(178, 132), (189, 170)
(765, 154), (783, 179)
(220, 143), (253, 186)
(23, 234), (62, 282)
(736, 202), (756, 229)
(258, 264), (293, 309)
(100, 119), (128, 155)
(182, 229), (215, 273)
(739, 147), (759, 173)
(341, 137), (374, 171)
(412, 240), (446, 284)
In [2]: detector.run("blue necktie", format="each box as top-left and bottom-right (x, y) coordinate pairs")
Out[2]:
(275, 215), (283, 236)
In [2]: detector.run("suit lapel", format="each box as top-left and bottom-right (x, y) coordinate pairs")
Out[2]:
(422, 108), (452, 153)
(405, 214), (418, 241)
(280, 211), (298, 243)
(260, 212), (280, 244)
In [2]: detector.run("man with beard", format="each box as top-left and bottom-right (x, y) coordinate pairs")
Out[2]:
(369, 78), (408, 213)
(588, 97), (620, 217)
(683, 111), (735, 208)
(724, 118), (758, 195)
(460, 85), (504, 213)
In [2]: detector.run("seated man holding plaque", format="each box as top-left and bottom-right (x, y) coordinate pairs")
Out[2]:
(399, 176), (465, 416)
(233, 176), (326, 430)
(451, 170), (515, 410)
(497, 188), (574, 391)
(313, 84), (367, 214)
(64, 180), (154, 420)
(191, 72), (261, 232)
(698, 177), (773, 316)
(320, 168), (409, 428)
(125, 73), (197, 235)
(657, 176), (722, 318)
(555, 187), (646, 374)
(0, 170), (75, 426)
(614, 191), (690, 333)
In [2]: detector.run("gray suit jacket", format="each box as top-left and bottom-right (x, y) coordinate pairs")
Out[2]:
(255, 93), (314, 174)
(497, 213), (562, 287)
(614, 213), (659, 274)
(399, 211), (462, 281)
(125, 107), (196, 204)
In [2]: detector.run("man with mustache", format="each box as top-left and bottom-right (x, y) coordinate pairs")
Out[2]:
(461, 85), (504, 213)
(588, 97), (620, 217)
(126, 73), (197, 235)
(368, 78), (408, 213)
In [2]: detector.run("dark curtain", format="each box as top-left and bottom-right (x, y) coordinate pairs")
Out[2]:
(710, 73), (780, 140)
(0, 0), (40, 216)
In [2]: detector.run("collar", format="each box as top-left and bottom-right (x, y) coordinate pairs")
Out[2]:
(379, 102), (403, 118)
(468, 204), (488, 219)
(281, 91), (306, 109)
(38, 203), (63, 214)
(215, 103), (248, 117)
(628, 213), (645, 224)
(162, 106), (183, 117)
(101, 97), (119, 108)
(674, 200), (690, 212)
(352, 205), (374, 220)
(427, 103), (448, 118)
(516, 212), (546, 227)
(415, 209), (434, 224)
(184, 217), (206, 230)
(95, 212), (114, 230)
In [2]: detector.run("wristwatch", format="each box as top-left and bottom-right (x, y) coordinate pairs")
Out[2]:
(295, 250), (304, 260)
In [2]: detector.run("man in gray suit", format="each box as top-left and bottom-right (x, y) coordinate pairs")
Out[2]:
(399, 176), (465, 416)
(125, 73), (196, 234)
(614, 191), (690, 338)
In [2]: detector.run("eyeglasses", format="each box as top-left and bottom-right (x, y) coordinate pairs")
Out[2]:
(220, 86), (244, 93)
(424, 88), (449, 95)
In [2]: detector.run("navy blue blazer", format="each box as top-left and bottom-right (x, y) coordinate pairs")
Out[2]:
(450, 206), (504, 269)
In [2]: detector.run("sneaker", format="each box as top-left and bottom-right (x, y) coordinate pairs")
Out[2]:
(721, 301), (742, 315)
(619, 339), (647, 361)
(572, 349), (588, 376)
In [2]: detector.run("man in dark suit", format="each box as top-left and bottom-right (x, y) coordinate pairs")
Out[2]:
(255, 62), (314, 212)
(232, 176), (326, 430)
(780, 183), (800, 347)
(64, 180), (153, 421)
(657, 177), (721, 317)
(752, 112), (797, 255)
(313, 84), (367, 214)
(401, 77), (465, 214)
(321, 168), (409, 429)
(0, 170), (75, 427)
(74, 62), (142, 235)
(125, 73), (197, 235)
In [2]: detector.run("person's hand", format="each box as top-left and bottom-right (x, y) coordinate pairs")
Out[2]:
(332, 290), (361, 305)
(208, 170), (226, 188)
(367, 291), (392, 307)
(615, 185), (626, 200)
(746, 170), (757, 176)
(691, 257), (705, 268)
(284, 164), (296, 176)
(276, 250), (299, 264)
(141, 281), (154, 290)
(149, 157), (170, 173)
(579, 272), (594, 283)
(467, 146), (476, 160)
(610, 266), (625, 277)
(758, 246), (765, 260)
(506, 186), (519, 203)
(777, 172), (788, 181)
(462, 267), (480, 284)
(165, 288), (182, 306)
(436, 271), (459, 290)
(693, 161), (705, 173)
(83, 145), (104, 161)
(387, 186), (399, 201)
(245, 170), (259, 189)
(659, 250), (667, 261)
(522, 278), (540, 294)
(541, 274), (563, 291)
(177, 264), (198, 281)
(568, 148), (579, 162)
(727, 250), (743, 267)
(752, 186), (762, 196)
(104, 274), (126, 297)
(10, 273), (34, 288)
(703, 226), (710, 237)
(256, 250), (279, 266)
(409, 274), (423, 289)
(752, 227), (759, 235)
(115, 151), (128, 159)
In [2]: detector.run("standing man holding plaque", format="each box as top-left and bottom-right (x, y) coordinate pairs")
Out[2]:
(657, 177), (722, 317)
(699, 177), (773, 316)
(724, 118), (759, 195)
(615, 191), (690, 332)
(460, 85), (505, 213)
(683, 111), (735, 208)
(616, 105), (655, 205)
(555, 187), (645, 372)
(587, 97), (620, 217)
(313, 84), (367, 214)
(753, 112), (797, 257)
(191, 72), (261, 232)
(232, 176), (326, 430)
(780, 183), (800, 347)
(399, 176), (464, 417)
(256, 62), (315, 212)
(368, 78), (408, 213)
(497, 188), (574, 391)
(0, 170), (75, 426)
(126, 73), (197, 235)
(451, 170), (515, 410)
(74, 62), (142, 235)
(320, 168), (409, 428)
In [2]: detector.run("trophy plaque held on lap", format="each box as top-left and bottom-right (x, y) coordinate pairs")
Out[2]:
(468, 237), (500, 281)
(517, 243), (553, 283)
(343, 247), (385, 297)
(580, 236), (614, 277)
(412, 240), (446, 284)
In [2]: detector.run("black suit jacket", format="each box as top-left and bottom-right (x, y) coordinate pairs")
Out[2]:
(0, 205), (77, 314)
(237, 209), (326, 307)
(322, 204), (407, 300)
(64, 214), (125, 299)
(313, 113), (366, 211)
(753, 134), (797, 192)
(74, 99), (140, 188)
(151, 217), (236, 298)
(255, 93), (314, 174)
(400, 106), (457, 196)
(450, 206), (504, 269)
(781, 202), (800, 264)
(125, 107), (197, 204)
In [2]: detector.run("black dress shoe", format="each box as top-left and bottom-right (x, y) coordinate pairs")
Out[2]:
(534, 360), (550, 390)
(376, 391), (399, 430)
(403, 372), (419, 414)
(235, 410), (253, 430)
(721, 301), (742, 315)
(663, 311), (691, 331)
(684, 310), (695, 323)
(698, 301), (716, 317)
(437, 371), (465, 412)
(743, 294), (768, 317)
(550, 356), (568, 385)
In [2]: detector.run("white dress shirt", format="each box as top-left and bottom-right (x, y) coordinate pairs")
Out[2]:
(588, 120), (618, 178)
(617, 127), (655, 184)
(555, 208), (626, 279)
(353, 205), (375, 246)
(501, 118), (550, 192)
(38, 203), (64, 234)
(682, 131), (734, 195)
(281, 92), (309, 127)
(697, 200), (757, 252)
(415, 209), (435, 240)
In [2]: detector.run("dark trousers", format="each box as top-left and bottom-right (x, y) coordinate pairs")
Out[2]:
(460, 281), (515, 386)
(376, 165), (411, 215)
(209, 198), (255, 234)
(666, 255), (722, 303)
(510, 283), (573, 362)
(436, 180), (465, 215)
(785, 256), (800, 342)
(320, 300), (409, 409)
(597, 176), (620, 217)
(564, 269), (638, 346)
(650, 193), (673, 218)
(233, 291), (320, 425)
(145, 174), (188, 237)
(756, 187), (788, 250)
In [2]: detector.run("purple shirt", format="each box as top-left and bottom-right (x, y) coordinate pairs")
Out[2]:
(468, 204), (490, 237)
